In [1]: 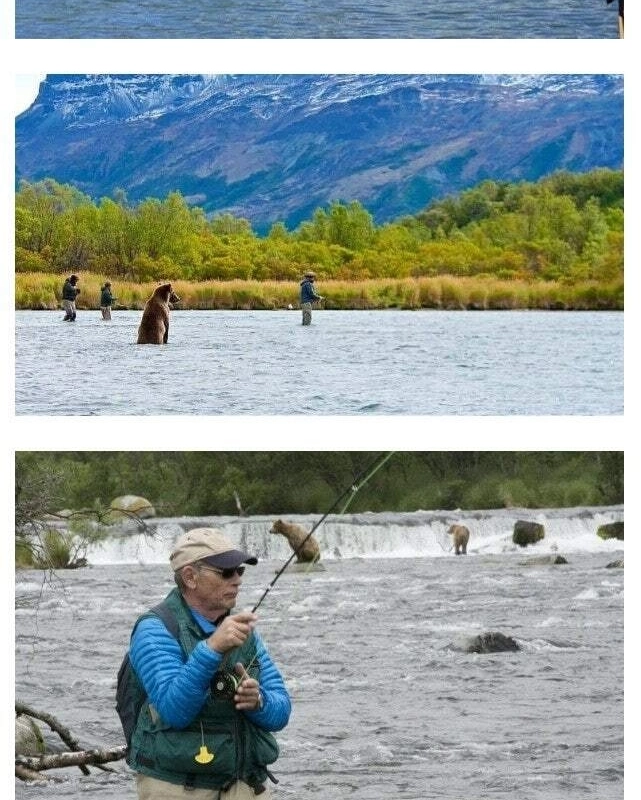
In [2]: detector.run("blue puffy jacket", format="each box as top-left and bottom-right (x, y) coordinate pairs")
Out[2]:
(129, 600), (291, 732)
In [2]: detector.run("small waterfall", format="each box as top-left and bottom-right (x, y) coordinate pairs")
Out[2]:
(84, 506), (624, 565)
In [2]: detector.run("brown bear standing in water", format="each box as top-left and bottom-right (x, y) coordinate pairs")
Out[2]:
(447, 524), (470, 555)
(270, 519), (321, 563)
(136, 283), (180, 344)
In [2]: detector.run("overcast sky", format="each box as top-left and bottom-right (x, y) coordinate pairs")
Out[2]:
(15, 74), (45, 116)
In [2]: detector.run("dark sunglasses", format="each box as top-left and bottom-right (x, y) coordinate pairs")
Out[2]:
(198, 564), (245, 580)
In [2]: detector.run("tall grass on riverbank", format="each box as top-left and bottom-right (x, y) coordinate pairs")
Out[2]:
(15, 273), (623, 311)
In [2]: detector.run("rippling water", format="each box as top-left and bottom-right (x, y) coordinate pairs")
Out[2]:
(14, 310), (623, 416)
(15, 0), (619, 38)
(15, 552), (623, 799)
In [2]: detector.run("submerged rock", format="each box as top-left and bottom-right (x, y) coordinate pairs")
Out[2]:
(605, 558), (624, 569)
(448, 631), (521, 654)
(520, 555), (568, 566)
(276, 562), (326, 573)
(466, 632), (520, 653)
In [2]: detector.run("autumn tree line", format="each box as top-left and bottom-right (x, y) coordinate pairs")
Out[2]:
(15, 169), (623, 310)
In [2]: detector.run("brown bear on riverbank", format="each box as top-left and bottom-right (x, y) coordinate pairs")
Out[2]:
(136, 283), (180, 344)
(270, 519), (321, 563)
(447, 524), (470, 555)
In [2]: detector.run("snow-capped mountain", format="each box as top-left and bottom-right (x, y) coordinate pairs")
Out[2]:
(15, 74), (623, 230)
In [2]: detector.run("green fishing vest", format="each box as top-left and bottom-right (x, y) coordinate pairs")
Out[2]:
(128, 589), (279, 790)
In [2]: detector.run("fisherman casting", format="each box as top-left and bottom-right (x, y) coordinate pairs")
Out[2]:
(120, 528), (291, 799)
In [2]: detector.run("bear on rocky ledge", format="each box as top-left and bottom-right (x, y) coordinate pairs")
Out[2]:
(270, 519), (321, 563)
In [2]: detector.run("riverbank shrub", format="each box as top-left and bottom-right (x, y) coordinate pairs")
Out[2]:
(16, 527), (79, 569)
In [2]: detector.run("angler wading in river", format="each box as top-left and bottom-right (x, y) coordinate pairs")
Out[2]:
(299, 271), (323, 325)
(99, 281), (116, 320)
(61, 274), (80, 321)
(122, 528), (291, 799)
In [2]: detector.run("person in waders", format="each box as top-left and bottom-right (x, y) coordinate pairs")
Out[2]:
(299, 271), (323, 325)
(127, 528), (291, 799)
(100, 281), (116, 320)
(61, 274), (80, 321)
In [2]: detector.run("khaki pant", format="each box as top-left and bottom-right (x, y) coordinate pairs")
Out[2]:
(301, 302), (312, 326)
(101, 306), (112, 320)
(136, 773), (271, 799)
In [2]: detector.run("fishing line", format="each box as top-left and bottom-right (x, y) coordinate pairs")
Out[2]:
(214, 452), (396, 697)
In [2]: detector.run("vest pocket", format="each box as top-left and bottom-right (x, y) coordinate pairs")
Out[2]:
(251, 727), (279, 766)
(147, 726), (237, 779)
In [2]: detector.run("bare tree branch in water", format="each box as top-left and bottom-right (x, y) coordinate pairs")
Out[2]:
(15, 764), (53, 783)
(15, 702), (124, 781)
(16, 702), (88, 757)
(16, 746), (127, 776)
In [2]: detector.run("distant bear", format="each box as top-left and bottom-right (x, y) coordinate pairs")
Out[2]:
(137, 283), (180, 344)
(448, 524), (470, 555)
(270, 519), (321, 563)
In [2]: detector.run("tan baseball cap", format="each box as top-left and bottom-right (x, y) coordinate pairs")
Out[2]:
(169, 528), (258, 571)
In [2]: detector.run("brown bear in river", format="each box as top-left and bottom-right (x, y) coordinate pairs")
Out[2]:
(270, 519), (321, 563)
(447, 524), (470, 555)
(136, 283), (180, 344)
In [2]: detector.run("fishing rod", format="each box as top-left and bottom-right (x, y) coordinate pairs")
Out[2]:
(251, 450), (396, 614)
(212, 451), (396, 700)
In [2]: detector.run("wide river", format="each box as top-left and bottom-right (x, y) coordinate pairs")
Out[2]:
(16, 526), (623, 799)
(14, 310), (623, 416)
(15, 0), (619, 38)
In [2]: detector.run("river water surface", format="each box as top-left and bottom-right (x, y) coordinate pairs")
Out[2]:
(14, 310), (623, 416)
(15, 0), (620, 38)
(15, 509), (623, 799)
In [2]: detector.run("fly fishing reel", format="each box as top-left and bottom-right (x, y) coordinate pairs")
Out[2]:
(212, 670), (241, 700)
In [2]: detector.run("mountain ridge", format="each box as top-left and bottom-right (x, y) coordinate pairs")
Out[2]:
(16, 74), (623, 231)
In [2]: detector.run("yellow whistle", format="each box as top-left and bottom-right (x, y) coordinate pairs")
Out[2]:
(195, 745), (214, 764)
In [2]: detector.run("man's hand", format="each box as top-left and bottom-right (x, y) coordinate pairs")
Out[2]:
(207, 611), (257, 654)
(233, 663), (263, 711)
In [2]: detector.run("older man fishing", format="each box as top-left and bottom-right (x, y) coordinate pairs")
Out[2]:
(124, 528), (291, 799)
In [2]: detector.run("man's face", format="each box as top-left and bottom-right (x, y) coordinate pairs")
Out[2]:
(185, 563), (244, 618)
